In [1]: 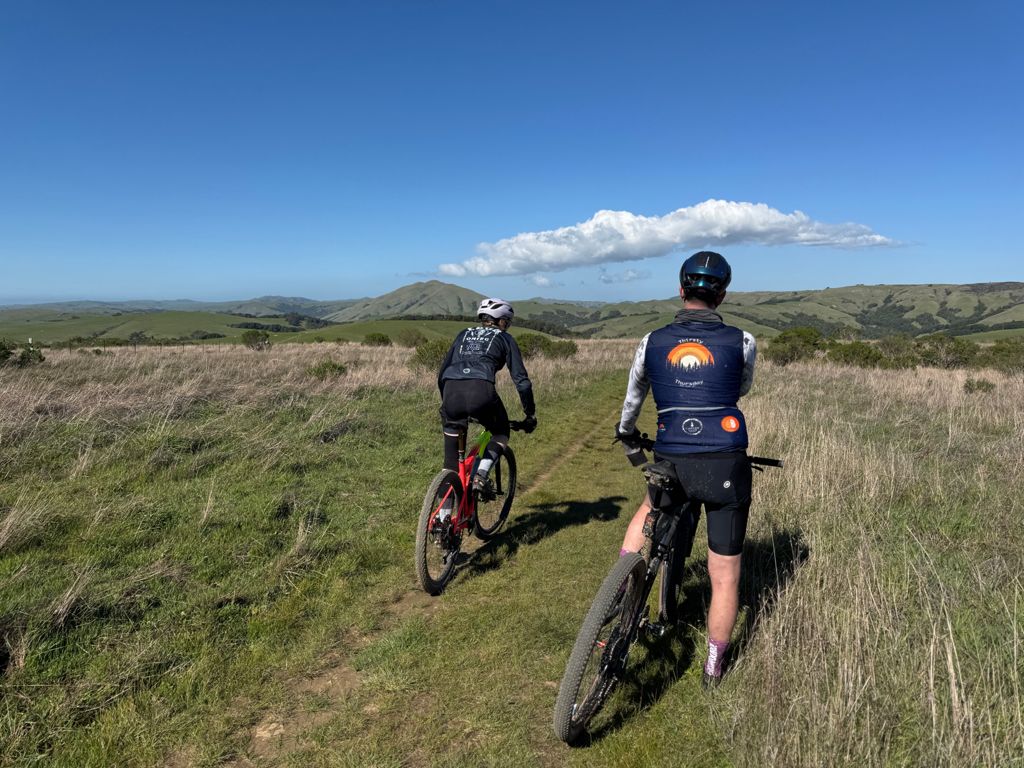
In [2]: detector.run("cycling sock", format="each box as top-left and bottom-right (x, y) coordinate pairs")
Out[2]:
(705, 638), (729, 677)
(475, 458), (494, 478)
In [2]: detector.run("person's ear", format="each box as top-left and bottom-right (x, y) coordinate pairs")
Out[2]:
(679, 286), (685, 300)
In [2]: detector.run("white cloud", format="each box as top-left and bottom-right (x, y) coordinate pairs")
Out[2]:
(526, 274), (553, 287)
(439, 199), (894, 277)
(599, 268), (649, 284)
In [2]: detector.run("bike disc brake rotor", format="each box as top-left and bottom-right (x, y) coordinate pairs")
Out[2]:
(430, 515), (460, 554)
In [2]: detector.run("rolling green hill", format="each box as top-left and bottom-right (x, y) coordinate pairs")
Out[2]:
(3, 280), (1023, 343)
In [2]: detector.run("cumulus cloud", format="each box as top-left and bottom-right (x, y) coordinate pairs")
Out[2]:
(526, 274), (553, 287)
(599, 268), (649, 284)
(439, 199), (894, 277)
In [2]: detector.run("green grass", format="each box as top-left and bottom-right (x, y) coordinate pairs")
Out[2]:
(0, 310), (290, 345)
(1, 347), (1022, 766)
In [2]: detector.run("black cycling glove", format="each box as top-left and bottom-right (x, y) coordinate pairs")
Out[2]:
(614, 424), (642, 447)
(521, 414), (538, 434)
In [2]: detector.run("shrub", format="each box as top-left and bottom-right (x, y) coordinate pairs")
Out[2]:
(13, 345), (45, 368)
(363, 332), (392, 347)
(964, 377), (996, 394)
(976, 337), (1024, 374)
(306, 359), (348, 379)
(0, 338), (13, 365)
(827, 341), (885, 368)
(915, 334), (978, 369)
(544, 339), (578, 359)
(516, 333), (549, 360)
(240, 330), (271, 350)
(412, 339), (450, 370)
(762, 326), (824, 366)
(395, 328), (429, 348)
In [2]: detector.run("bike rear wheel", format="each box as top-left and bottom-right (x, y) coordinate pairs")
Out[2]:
(473, 446), (516, 540)
(414, 470), (463, 595)
(553, 552), (647, 743)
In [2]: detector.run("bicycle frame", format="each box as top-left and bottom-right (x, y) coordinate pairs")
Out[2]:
(430, 427), (490, 537)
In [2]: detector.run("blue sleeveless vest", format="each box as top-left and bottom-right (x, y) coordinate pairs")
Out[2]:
(644, 320), (748, 454)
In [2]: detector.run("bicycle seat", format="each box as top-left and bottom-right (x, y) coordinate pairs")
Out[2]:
(642, 460), (677, 490)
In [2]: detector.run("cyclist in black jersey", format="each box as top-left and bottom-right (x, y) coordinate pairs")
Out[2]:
(437, 298), (537, 493)
(616, 252), (758, 689)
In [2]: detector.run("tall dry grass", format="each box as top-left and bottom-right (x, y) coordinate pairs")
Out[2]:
(0, 340), (633, 446)
(723, 361), (1024, 767)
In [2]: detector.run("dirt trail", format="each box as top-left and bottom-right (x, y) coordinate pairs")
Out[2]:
(220, 409), (619, 767)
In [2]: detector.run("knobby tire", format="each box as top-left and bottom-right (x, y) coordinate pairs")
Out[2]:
(553, 552), (647, 743)
(414, 469), (463, 595)
(473, 446), (516, 540)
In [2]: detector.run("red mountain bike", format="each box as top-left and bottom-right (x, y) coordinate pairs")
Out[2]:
(415, 420), (526, 595)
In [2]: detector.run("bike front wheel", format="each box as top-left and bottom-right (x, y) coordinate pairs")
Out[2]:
(473, 446), (516, 540)
(553, 552), (647, 743)
(414, 469), (463, 595)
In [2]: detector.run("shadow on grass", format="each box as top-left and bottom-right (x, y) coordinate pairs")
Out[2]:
(455, 496), (628, 580)
(578, 527), (809, 746)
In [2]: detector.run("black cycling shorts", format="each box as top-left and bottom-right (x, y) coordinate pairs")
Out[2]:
(440, 379), (510, 438)
(651, 451), (752, 556)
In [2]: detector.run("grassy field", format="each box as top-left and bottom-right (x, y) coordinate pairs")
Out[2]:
(1, 343), (1022, 766)
(0, 312), (550, 347)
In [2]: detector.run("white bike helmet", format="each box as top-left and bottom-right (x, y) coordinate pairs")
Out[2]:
(477, 297), (515, 323)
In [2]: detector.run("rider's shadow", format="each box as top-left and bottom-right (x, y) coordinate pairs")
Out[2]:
(457, 496), (628, 580)
(584, 527), (810, 744)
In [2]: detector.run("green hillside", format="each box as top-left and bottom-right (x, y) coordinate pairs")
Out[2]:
(4, 280), (1024, 343)
(0, 311), (311, 345)
(325, 280), (485, 322)
(287, 319), (552, 343)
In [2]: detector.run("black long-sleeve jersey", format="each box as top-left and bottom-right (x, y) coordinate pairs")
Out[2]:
(437, 326), (535, 416)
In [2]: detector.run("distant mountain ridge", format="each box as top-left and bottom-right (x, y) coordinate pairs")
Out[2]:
(3, 280), (1024, 341)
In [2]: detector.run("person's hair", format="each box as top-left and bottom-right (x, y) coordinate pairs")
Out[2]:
(682, 285), (723, 306)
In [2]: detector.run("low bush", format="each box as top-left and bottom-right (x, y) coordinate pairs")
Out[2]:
(363, 333), (392, 347)
(826, 341), (885, 368)
(306, 359), (348, 379)
(544, 339), (578, 359)
(964, 377), (996, 394)
(762, 327), (825, 366)
(975, 337), (1024, 374)
(1, 341), (45, 368)
(516, 333), (548, 360)
(516, 333), (578, 360)
(915, 334), (978, 369)
(240, 330), (271, 350)
(395, 328), (429, 348)
(412, 339), (449, 370)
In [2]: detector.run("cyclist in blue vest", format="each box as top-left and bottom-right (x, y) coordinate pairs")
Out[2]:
(616, 251), (757, 689)
(437, 298), (537, 497)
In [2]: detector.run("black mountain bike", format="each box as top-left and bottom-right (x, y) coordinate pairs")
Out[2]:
(552, 435), (781, 743)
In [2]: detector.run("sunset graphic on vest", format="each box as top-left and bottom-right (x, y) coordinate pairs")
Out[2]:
(667, 342), (715, 369)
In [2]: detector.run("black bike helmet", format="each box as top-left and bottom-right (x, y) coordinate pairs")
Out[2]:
(679, 251), (732, 299)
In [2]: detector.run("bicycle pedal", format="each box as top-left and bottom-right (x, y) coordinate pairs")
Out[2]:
(644, 621), (670, 639)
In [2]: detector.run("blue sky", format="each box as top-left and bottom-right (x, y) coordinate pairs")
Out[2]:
(1, 1), (1021, 304)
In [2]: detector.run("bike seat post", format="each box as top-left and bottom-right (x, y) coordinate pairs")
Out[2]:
(457, 427), (467, 466)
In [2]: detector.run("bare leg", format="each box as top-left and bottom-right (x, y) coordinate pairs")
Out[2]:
(706, 550), (741, 641)
(704, 549), (742, 681)
(620, 492), (652, 553)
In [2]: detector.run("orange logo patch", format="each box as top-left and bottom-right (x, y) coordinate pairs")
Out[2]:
(721, 416), (740, 433)
(667, 342), (715, 369)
